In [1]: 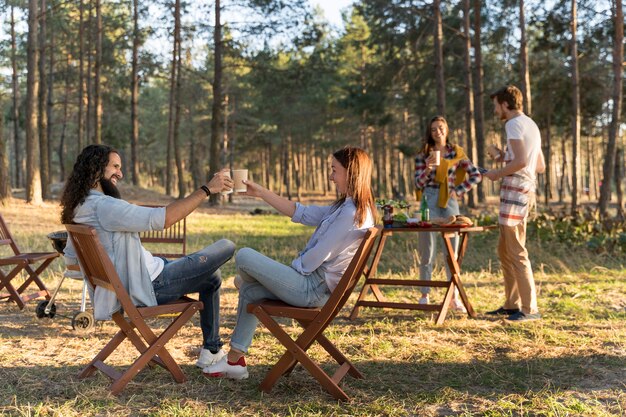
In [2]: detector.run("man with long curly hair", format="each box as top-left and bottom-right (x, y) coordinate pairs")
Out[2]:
(61, 144), (235, 368)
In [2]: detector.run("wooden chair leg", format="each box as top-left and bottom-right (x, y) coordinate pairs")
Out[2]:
(0, 264), (28, 309)
(255, 307), (352, 401)
(108, 306), (198, 394)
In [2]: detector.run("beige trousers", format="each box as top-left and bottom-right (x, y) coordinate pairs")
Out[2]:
(497, 218), (538, 315)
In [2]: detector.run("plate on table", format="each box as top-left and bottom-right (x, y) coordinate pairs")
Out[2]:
(406, 219), (432, 228)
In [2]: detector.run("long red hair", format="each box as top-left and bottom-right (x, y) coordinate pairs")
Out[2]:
(332, 147), (376, 227)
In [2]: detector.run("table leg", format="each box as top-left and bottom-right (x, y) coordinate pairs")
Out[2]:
(349, 233), (388, 320)
(436, 232), (476, 324)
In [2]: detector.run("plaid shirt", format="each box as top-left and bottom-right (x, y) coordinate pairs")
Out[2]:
(414, 145), (481, 196)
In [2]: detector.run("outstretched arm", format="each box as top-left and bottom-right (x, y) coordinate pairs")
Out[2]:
(242, 179), (296, 217)
(164, 169), (232, 228)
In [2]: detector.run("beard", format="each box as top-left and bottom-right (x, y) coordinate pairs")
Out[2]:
(100, 177), (122, 199)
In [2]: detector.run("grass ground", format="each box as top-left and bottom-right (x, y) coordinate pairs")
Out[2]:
(0, 195), (624, 416)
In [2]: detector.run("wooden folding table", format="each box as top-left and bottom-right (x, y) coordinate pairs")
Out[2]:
(349, 224), (496, 324)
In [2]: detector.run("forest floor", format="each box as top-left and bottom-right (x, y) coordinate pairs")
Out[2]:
(0, 190), (624, 416)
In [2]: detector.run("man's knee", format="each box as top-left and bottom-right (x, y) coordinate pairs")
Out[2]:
(215, 239), (236, 256)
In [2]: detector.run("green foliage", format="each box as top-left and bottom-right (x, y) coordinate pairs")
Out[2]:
(529, 211), (626, 254)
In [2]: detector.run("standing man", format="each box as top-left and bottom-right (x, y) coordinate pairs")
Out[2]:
(61, 144), (236, 367)
(483, 85), (545, 321)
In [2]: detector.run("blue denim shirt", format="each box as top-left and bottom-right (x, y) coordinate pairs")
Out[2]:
(64, 190), (166, 320)
(291, 197), (374, 291)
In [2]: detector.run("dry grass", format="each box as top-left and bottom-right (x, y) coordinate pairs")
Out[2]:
(0, 196), (625, 416)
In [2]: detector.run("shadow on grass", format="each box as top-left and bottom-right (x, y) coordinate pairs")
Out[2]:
(1, 353), (623, 408)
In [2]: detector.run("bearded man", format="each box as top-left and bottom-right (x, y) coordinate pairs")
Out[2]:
(61, 144), (235, 368)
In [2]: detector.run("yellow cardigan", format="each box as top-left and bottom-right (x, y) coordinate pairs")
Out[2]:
(415, 144), (468, 208)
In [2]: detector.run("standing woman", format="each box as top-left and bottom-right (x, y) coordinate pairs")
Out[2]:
(414, 116), (482, 310)
(205, 146), (376, 379)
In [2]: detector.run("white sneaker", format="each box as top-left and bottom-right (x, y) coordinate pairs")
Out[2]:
(195, 348), (226, 369)
(203, 356), (249, 380)
(419, 295), (429, 305)
(451, 299), (467, 313)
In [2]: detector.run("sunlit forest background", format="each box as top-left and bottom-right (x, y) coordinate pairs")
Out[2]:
(0, 0), (623, 218)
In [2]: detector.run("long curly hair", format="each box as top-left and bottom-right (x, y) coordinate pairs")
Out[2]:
(60, 144), (118, 224)
(332, 147), (377, 228)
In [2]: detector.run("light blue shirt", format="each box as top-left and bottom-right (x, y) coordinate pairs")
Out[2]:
(290, 197), (374, 291)
(64, 190), (166, 320)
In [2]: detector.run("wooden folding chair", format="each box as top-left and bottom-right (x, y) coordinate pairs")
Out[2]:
(139, 205), (186, 258)
(65, 224), (203, 395)
(0, 213), (59, 309)
(246, 226), (381, 401)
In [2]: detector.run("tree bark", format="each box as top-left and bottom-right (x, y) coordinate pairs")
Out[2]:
(78, 0), (85, 152)
(166, 0), (180, 196)
(130, 0), (140, 186)
(615, 148), (624, 220)
(599, 0), (623, 218)
(208, 0), (223, 204)
(174, 37), (186, 199)
(0, 106), (12, 201)
(433, 0), (445, 116)
(94, 0), (102, 144)
(58, 54), (71, 182)
(519, 0), (532, 115)
(472, 0), (485, 202)
(10, 5), (21, 189)
(38, 0), (49, 199)
(570, 0), (581, 214)
(462, 0), (476, 208)
(86, 0), (93, 143)
(46, 4), (55, 181)
(26, 0), (42, 204)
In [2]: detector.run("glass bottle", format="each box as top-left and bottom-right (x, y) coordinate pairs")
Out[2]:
(420, 194), (429, 222)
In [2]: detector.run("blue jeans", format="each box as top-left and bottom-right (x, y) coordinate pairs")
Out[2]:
(152, 239), (235, 351)
(230, 247), (331, 354)
(418, 187), (459, 293)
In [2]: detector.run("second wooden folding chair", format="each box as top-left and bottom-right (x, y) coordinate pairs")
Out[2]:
(246, 226), (381, 401)
(65, 224), (203, 395)
(0, 213), (59, 309)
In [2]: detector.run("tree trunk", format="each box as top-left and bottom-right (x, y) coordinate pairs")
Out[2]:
(94, 0), (102, 144)
(38, 0), (49, 200)
(78, 0), (85, 152)
(174, 38), (186, 199)
(208, 0), (222, 204)
(473, 0), (485, 202)
(615, 148), (624, 220)
(10, 5), (21, 189)
(26, 0), (42, 204)
(0, 107), (12, 201)
(519, 0), (532, 115)
(130, 0), (140, 186)
(569, 0), (581, 215)
(46, 5), (54, 182)
(433, 0), (445, 116)
(558, 137), (566, 203)
(544, 117), (552, 205)
(599, 0), (623, 218)
(462, 0), (476, 208)
(59, 54), (71, 182)
(86, 0), (93, 143)
(166, 0), (180, 196)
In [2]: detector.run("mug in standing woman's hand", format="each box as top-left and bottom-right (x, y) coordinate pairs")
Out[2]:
(428, 150), (441, 168)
